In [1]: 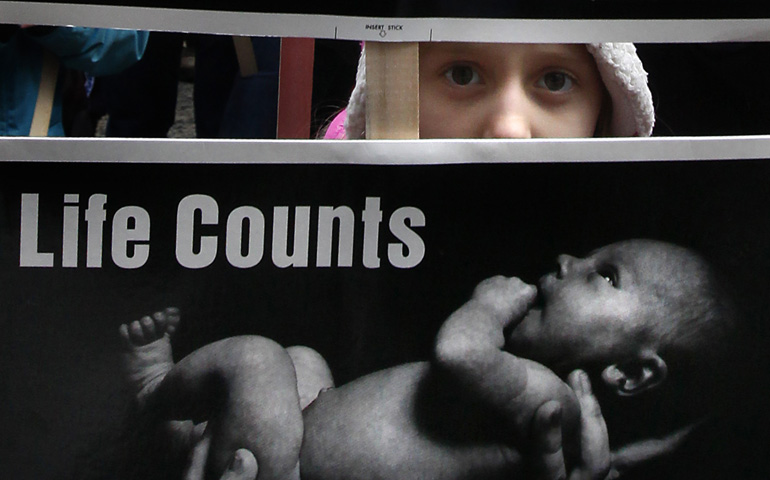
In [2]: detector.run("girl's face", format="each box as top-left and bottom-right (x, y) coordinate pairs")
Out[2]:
(419, 43), (606, 138)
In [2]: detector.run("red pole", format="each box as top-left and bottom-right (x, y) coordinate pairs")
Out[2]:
(276, 37), (315, 138)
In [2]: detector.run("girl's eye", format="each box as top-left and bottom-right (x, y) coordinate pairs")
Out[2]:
(595, 266), (618, 288)
(537, 71), (574, 93)
(444, 65), (480, 86)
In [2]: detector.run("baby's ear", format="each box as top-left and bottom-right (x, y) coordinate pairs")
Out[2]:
(601, 350), (668, 397)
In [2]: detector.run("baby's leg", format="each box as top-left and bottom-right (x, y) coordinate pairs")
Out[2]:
(152, 336), (304, 480)
(119, 308), (205, 455)
(119, 307), (180, 406)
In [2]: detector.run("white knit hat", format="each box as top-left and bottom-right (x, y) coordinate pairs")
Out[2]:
(343, 42), (654, 139)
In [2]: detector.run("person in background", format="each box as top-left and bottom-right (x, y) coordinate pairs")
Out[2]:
(0, 24), (148, 136)
(96, 32), (280, 139)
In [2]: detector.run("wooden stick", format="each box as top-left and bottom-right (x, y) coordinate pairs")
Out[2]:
(232, 36), (258, 77)
(29, 50), (58, 137)
(365, 42), (419, 139)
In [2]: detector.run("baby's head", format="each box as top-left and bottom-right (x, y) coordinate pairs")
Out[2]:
(339, 42), (654, 139)
(509, 239), (739, 447)
(508, 239), (734, 374)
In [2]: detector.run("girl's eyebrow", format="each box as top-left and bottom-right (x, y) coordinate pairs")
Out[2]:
(531, 53), (593, 70)
(525, 45), (596, 70)
(425, 42), (490, 58)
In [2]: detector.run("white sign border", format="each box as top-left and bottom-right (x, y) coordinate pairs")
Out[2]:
(2, 1), (770, 42)
(2, 136), (770, 165)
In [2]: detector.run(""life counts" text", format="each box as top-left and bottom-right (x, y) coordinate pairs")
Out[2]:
(19, 194), (426, 270)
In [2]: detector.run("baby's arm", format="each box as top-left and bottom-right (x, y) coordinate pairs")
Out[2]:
(433, 276), (578, 440)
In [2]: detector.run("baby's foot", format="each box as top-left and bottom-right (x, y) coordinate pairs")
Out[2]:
(119, 307), (180, 407)
(120, 307), (180, 348)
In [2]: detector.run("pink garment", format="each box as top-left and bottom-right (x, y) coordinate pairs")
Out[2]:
(323, 109), (348, 139)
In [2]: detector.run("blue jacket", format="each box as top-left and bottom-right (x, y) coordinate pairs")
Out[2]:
(0, 26), (149, 136)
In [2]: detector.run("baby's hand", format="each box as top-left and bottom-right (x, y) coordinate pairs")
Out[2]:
(472, 276), (537, 326)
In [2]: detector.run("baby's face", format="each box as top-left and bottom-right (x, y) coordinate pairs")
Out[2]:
(507, 240), (709, 368)
(418, 43), (605, 138)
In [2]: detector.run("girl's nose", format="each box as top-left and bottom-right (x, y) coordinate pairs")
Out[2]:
(482, 114), (532, 139)
(556, 254), (578, 278)
(481, 85), (532, 139)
